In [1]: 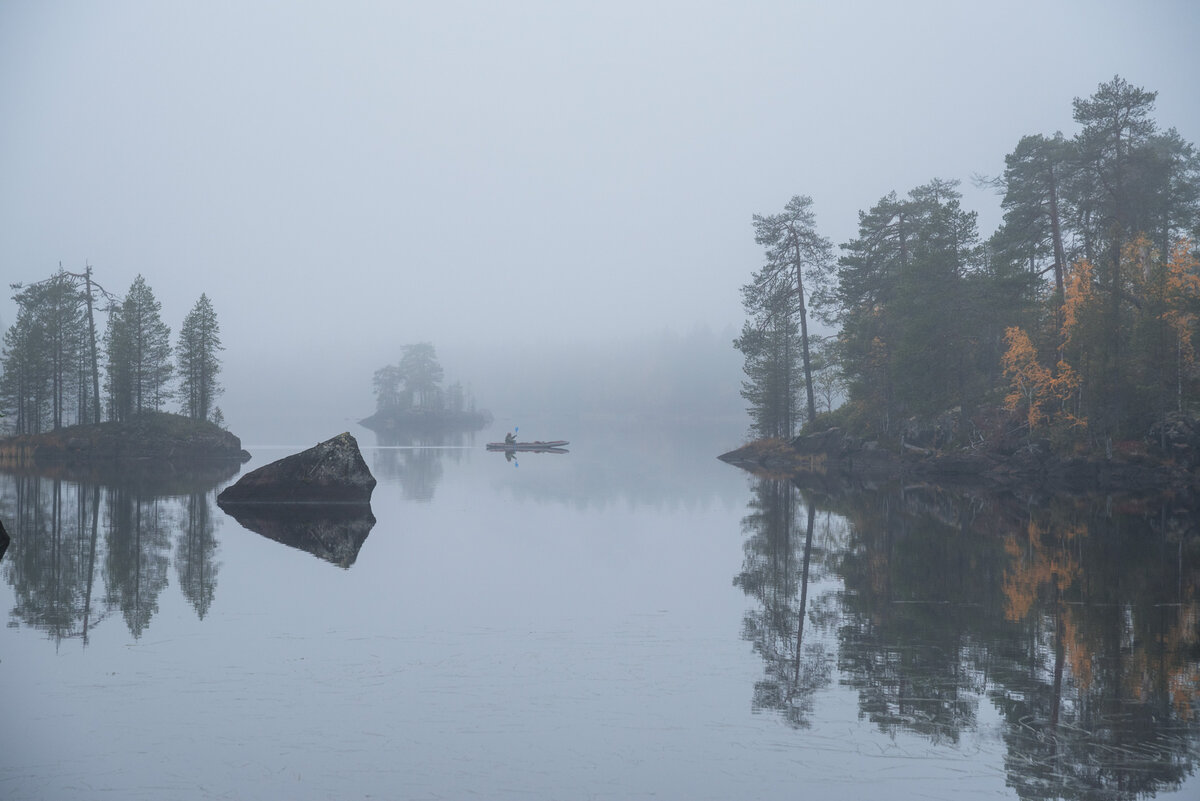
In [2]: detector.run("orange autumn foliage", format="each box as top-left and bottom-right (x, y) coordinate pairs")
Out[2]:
(1001, 326), (1084, 432)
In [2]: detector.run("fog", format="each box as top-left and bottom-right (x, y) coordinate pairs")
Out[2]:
(3, 1), (1199, 435)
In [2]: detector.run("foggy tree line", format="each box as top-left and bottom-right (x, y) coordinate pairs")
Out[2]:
(738, 76), (1200, 447)
(1, 268), (224, 434)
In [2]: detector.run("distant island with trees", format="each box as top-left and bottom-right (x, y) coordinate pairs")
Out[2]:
(727, 76), (1200, 493)
(359, 342), (491, 434)
(0, 267), (243, 465)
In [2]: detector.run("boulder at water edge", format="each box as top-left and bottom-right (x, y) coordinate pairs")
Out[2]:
(217, 432), (376, 505)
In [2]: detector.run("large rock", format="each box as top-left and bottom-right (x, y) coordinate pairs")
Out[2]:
(217, 432), (376, 504)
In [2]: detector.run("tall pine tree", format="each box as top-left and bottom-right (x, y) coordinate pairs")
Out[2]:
(176, 294), (223, 421)
(105, 276), (172, 421)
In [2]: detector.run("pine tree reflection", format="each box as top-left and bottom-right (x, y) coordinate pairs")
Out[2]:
(2, 476), (104, 645)
(734, 478), (832, 726)
(1, 470), (225, 644)
(176, 491), (219, 618)
(103, 487), (171, 637)
(834, 487), (993, 744)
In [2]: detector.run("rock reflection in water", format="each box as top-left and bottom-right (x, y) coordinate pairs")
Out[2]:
(219, 504), (376, 568)
(735, 476), (1200, 800)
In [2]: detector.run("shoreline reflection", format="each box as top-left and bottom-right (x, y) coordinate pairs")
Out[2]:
(736, 477), (1200, 800)
(1, 470), (223, 645)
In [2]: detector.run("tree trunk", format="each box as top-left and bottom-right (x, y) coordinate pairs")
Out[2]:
(84, 267), (101, 424)
(791, 241), (818, 426)
(1048, 168), (1067, 345)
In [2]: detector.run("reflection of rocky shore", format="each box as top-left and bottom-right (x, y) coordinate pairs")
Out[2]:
(0, 457), (243, 496)
(220, 504), (376, 568)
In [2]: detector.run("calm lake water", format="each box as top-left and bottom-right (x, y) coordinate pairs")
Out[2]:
(2, 420), (1198, 801)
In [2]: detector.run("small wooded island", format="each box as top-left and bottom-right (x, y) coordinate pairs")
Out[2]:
(358, 342), (491, 434)
(724, 76), (1200, 499)
(0, 411), (248, 468)
(1, 270), (238, 470)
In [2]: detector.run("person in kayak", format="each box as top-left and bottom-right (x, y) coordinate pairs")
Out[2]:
(505, 431), (516, 446)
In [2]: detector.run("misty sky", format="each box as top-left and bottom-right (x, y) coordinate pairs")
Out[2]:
(3, 1), (1199, 424)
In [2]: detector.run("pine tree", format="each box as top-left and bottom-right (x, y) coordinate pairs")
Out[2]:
(396, 343), (444, 409)
(749, 196), (834, 426)
(106, 276), (172, 420)
(176, 294), (223, 421)
(1, 270), (89, 432)
(992, 133), (1075, 329)
(734, 292), (802, 439)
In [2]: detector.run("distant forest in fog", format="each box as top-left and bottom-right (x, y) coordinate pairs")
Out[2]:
(451, 325), (746, 426)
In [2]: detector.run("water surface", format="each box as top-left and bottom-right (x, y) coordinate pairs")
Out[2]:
(1, 421), (1197, 800)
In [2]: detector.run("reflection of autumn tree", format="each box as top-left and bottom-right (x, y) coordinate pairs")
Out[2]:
(733, 478), (832, 727)
(811, 483), (1200, 799)
(994, 498), (1200, 800)
(103, 488), (171, 637)
(175, 491), (219, 619)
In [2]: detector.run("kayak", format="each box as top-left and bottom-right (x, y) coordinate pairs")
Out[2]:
(486, 440), (569, 451)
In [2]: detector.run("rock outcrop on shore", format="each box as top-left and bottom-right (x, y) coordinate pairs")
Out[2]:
(217, 432), (376, 505)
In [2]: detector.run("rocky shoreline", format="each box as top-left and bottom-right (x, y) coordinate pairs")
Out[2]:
(719, 421), (1198, 500)
(0, 411), (250, 470)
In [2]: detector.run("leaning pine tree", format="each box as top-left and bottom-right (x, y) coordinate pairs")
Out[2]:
(736, 195), (834, 437)
(177, 293), (223, 421)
